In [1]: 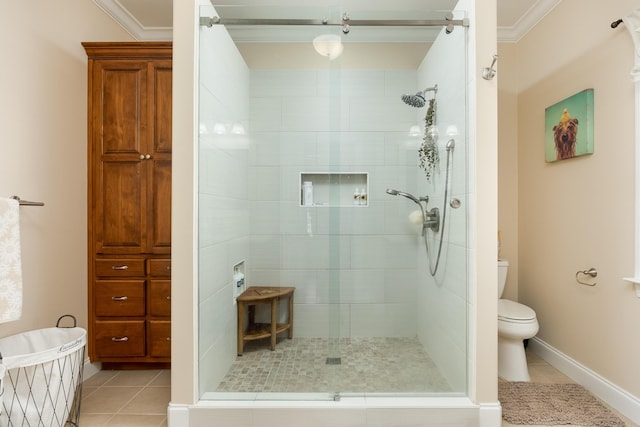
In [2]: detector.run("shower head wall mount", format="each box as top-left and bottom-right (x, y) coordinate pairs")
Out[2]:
(385, 188), (440, 234)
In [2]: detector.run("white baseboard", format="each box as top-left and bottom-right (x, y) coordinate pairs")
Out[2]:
(529, 337), (640, 425)
(478, 403), (502, 427)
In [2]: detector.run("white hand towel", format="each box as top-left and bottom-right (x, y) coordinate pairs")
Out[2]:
(0, 197), (22, 323)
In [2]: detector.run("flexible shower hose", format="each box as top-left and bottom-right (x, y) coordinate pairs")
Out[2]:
(425, 142), (453, 276)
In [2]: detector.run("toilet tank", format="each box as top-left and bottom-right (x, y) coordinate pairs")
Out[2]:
(498, 259), (509, 298)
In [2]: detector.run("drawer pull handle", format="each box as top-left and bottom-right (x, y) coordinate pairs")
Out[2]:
(112, 265), (129, 271)
(166, 265), (171, 271)
(111, 296), (128, 301)
(111, 336), (129, 342)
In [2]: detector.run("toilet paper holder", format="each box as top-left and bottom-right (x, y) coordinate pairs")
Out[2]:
(576, 267), (597, 286)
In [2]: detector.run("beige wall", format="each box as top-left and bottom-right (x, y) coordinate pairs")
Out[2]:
(497, 42), (519, 301)
(500, 0), (640, 398)
(0, 2), (132, 337)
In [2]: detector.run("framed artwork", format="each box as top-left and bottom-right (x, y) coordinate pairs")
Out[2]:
(544, 89), (594, 162)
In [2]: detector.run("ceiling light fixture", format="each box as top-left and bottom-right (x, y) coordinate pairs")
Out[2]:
(312, 34), (343, 60)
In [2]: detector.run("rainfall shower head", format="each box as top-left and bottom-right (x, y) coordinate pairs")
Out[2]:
(401, 85), (438, 108)
(401, 93), (426, 108)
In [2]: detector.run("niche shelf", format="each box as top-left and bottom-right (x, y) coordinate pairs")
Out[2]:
(299, 172), (368, 207)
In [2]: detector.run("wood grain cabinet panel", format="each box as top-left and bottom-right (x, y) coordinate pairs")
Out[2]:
(95, 280), (145, 317)
(85, 42), (172, 366)
(94, 320), (146, 358)
(147, 320), (171, 358)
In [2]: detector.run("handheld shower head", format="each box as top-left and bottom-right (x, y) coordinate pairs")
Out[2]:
(385, 188), (423, 205)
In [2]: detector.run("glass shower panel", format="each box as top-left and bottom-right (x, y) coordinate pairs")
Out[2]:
(197, 2), (468, 400)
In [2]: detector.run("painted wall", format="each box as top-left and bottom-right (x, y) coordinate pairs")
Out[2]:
(0, 2), (132, 338)
(497, 43), (519, 301)
(510, 0), (640, 398)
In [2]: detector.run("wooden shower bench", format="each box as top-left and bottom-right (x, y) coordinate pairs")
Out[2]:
(236, 286), (295, 356)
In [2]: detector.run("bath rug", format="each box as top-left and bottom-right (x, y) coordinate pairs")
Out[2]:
(499, 382), (626, 426)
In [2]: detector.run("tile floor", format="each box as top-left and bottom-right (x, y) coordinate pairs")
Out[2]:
(217, 337), (451, 393)
(76, 349), (638, 427)
(79, 369), (169, 426)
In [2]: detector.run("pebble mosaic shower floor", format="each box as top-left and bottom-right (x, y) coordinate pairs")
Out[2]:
(216, 337), (452, 393)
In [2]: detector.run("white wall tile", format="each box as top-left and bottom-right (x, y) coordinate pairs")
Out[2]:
(350, 303), (416, 337)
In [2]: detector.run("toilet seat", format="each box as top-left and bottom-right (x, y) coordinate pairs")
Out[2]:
(498, 299), (536, 323)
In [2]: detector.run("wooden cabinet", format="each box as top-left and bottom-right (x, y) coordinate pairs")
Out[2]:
(84, 42), (172, 367)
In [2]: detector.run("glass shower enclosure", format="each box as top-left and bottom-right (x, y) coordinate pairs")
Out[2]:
(196, 2), (469, 401)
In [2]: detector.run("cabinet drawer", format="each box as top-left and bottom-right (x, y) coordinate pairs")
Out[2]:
(148, 280), (171, 317)
(94, 320), (145, 357)
(95, 259), (145, 277)
(148, 259), (171, 277)
(147, 320), (171, 357)
(95, 280), (145, 316)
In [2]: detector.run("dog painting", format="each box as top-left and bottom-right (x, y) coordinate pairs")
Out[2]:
(544, 89), (594, 163)
(552, 109), (579, 160)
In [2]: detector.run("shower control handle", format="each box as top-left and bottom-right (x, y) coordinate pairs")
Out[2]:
(424, 207), (440, 233)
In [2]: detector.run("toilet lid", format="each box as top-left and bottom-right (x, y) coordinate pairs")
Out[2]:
(498, 299), (536, 321)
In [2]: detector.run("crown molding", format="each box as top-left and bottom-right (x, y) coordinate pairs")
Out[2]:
(92, 0), (172, 41)
(497, 0), (560, 43)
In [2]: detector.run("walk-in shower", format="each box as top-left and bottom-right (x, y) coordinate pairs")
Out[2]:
(196, 1), (470, 402)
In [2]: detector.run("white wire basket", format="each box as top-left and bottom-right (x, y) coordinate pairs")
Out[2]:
(0, 315), (86, 426)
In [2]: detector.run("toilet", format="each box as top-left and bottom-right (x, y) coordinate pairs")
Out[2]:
(497, 259), (539, 381)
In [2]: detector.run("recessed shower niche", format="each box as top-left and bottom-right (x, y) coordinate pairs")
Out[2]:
(299, 172), (368, 207)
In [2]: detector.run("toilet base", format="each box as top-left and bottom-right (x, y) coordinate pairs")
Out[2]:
(498, 337), (531, 382)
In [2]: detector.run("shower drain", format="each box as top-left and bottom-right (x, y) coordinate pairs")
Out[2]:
(326, 357), (342, 365)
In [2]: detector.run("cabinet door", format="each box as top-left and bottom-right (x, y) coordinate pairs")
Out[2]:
(147, 61), (172, 253)
(92, 60), (149, 254)
(147, 320), (171, 357)
(148, 279), (171, 317)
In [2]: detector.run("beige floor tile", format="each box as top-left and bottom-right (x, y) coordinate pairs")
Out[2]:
(105, 414), (167, 426)
(149, 370), (171, 387)
(78, 413), (114, 426)
(81, 386), (142, 413)
(83, 370), (120, 387)
(119, 386), (171, 415)
(106, 370), (164, 387)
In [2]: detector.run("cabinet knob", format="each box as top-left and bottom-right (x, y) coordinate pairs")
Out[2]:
(111, 336), (129, 342)
(111, 265), (129, 270)
(145, 154), (151, 159)
(166, 337), (171, 341)
(111, 296), (128, 301)
(140, 155), (145, 160)
(166, 296), (171, 300)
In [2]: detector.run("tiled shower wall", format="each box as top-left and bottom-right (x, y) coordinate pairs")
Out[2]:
(247, 68), (423, 339)
(198, 16), (252, 393)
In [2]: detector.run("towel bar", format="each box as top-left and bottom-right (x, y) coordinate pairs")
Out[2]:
(10, 196), (45, 206)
